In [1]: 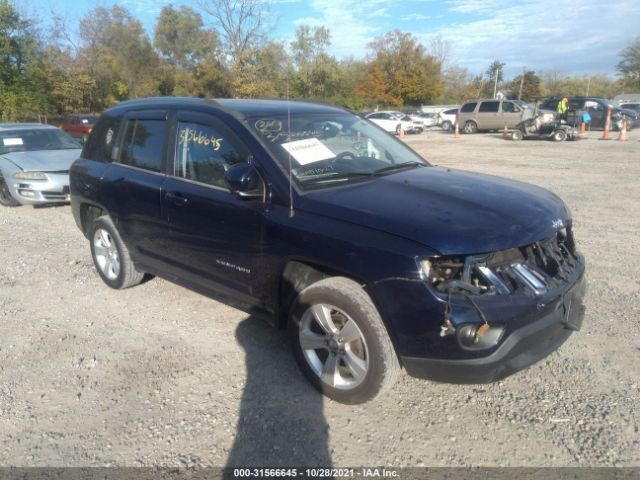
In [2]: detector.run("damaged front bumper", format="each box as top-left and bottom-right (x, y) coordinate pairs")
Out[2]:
(402, 267), (586, 383)
(379, 226), (587, 383)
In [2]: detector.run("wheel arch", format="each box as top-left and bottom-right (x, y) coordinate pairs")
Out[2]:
(79, 203), (107, 238)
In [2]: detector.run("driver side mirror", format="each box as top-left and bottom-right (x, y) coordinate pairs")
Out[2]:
(224, 163), (265, 200)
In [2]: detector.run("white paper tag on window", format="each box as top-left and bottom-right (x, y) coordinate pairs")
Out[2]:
(3, 138), (23, 146)
(281, 138), (334, 165)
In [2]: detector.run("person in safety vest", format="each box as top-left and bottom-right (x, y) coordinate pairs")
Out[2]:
(557, 97), (569, 122)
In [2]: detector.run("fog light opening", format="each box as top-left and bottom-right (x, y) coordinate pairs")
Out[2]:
(18, 189), (36, 198)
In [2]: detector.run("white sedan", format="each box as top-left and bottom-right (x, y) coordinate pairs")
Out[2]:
(365, 111), (417, 135)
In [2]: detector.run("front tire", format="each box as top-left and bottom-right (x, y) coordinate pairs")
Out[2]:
(441, 120), (452, 132)
(552, 130), (567, 142)
(289, 277), (399, 404)
(0, 174), (20, 207)
(89, 216), (145, 289)
(511, 129), (524, 141)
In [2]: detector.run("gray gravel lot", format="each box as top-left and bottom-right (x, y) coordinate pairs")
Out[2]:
(0, 129), (638, 468)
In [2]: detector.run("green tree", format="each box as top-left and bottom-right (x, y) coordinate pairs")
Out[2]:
(78, 6), (160, 108)
(0, 0), (50, 119)
(290, 25), (339, 99)
(366, 30), (442, 107)
(617, 36), (640, 90)
(510, 71), (542, 101)
(483, 59), (505, 98)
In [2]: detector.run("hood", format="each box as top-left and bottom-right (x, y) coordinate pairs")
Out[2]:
(300, 166), (569, 255)
(0, 149), (81, 172)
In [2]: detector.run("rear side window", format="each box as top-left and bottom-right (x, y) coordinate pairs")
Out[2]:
(120, 119), (167, 172)
(479, 101), (499, 113)
(444, 109), (458, 115)
(460, 102), (477, 113)
(82, 113), (122, 163)
(175, 121), (246, 188)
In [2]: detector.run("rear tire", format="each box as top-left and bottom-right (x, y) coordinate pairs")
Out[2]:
(463, 121), (478, 134)
(0, 174), (20, 207)
(289, 277), (399, 404)
(89, 216), (145, 289)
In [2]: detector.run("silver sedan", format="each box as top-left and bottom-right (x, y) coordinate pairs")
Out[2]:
(0, 124), (82, 206)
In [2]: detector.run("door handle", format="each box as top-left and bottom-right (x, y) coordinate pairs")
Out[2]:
(165, 191), (188, 206)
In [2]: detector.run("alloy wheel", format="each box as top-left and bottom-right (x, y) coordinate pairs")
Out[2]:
(299, 303), (369, 390)
(93, 228), (120, 280)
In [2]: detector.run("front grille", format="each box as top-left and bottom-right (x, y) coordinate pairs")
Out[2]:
(480, 228), (579, 295)
(42, 191), (69, 200)
(430, 228), (580, 297)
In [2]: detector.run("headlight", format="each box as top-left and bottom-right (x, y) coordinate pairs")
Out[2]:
(14, 171), (48, 180)
(419, 259), (431, 279)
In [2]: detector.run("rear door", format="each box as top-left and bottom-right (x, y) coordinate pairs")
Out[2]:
(477, 101), (500, 129)
(99, 110), (170, 271)
(159, 109), (266, 303)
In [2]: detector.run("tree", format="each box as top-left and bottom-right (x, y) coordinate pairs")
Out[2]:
(290, 25), (339, 99)
(201, 0), (269, 64)
(154, 5), (219, 69)
(78, 6), (160, 108)
(617, 36), (640, 90)
(0, 0), (50, 119)
(510, 71), (541, 101)
(230, 42), (290, 98)
(365, 30), (442, 107)
(484, 60), (505, 98)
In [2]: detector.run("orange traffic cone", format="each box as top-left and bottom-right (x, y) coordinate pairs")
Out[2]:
(579, 122), (585, 135)
(454, 120), (460, 139)
(502, 124), (508, 139)
(618, 120), (628, 141)
(399, 126), (405, 139)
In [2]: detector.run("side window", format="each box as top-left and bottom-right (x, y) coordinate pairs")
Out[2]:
(120, 119), (167, 172)
(460, 102), (477, 113)
(502, 101), (521, 113)
(82, 114), (122, 163)
(174, 121), (246, 188)
(584, 101), (602, 111)
(479, 101), (500, 113)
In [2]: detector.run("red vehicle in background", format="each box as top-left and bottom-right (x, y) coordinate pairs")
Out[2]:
(61, 114), (98, 142)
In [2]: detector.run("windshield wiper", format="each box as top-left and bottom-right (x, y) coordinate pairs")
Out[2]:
(300, 171), (374, 185)
(372, 161), (425, 176)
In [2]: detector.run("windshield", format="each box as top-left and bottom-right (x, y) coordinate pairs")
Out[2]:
(81, 116), (98, 125)
(246, 111), (429, 190)
(0, 128), (81, 155)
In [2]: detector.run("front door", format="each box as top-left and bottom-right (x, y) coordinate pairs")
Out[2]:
(160, 110), (266, 303)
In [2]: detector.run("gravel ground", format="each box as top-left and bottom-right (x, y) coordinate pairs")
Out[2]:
(0, 128), (638, 469)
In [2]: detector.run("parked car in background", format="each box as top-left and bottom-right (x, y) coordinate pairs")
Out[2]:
(70, 97), (585, 404)
(365, 111), (418, 134)
(0, 124), (82, 206)
(413, 112), (438, 127)
(620, 103), (640, 115)
(62, 114), (98, 141)
(457, 99), (526, 133)
(438, 108), (459, 131)
(539, 97), (638, 130)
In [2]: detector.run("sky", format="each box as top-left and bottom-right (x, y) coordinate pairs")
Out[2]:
(21, 0), (640, 78)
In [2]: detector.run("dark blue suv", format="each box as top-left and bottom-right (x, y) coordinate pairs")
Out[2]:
(70, 97), (586, 404)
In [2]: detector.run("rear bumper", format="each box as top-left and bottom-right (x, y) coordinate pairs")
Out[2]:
(401, 272), (586, 384)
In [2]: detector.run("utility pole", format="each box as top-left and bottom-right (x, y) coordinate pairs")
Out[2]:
(518, 66), (526, 100)
(492, 66), (499, 99)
